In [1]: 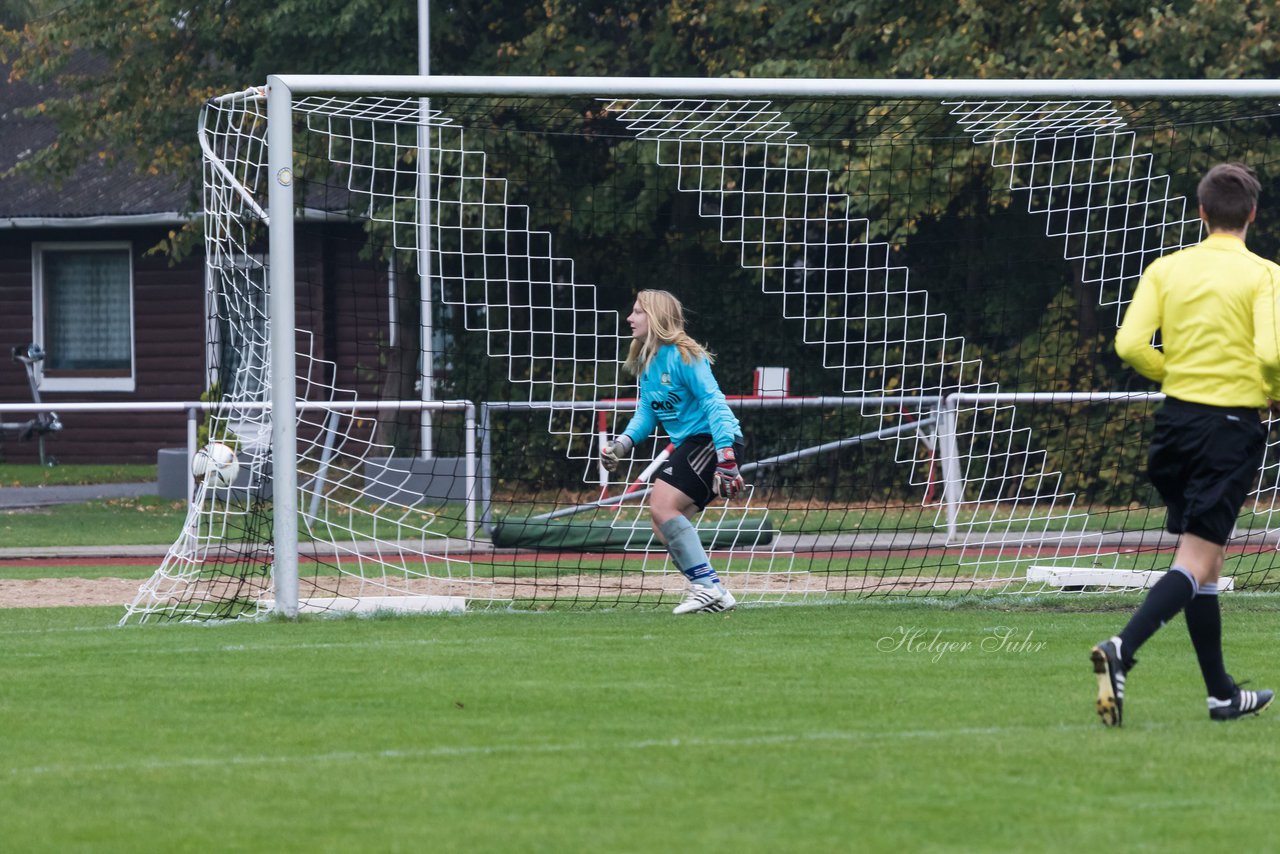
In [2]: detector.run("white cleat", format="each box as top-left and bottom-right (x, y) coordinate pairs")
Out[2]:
(672, 586), (737, 615)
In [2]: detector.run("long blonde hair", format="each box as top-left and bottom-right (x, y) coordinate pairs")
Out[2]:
(624, 289), (713, 376)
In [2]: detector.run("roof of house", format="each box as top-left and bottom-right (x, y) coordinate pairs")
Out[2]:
(0, 56), (193, 227)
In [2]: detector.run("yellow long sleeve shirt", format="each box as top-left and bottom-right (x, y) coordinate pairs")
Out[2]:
(1115, 233), (1280, 408)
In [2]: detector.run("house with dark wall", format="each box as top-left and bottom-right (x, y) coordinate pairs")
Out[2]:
(0, 60), (207, 464)
(2, 60), (440, 469)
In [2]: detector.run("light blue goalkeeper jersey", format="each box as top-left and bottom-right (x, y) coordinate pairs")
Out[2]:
(621, 344), (742, 450)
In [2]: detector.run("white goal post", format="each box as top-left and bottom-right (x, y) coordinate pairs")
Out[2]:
(128, 75), (1280, 623)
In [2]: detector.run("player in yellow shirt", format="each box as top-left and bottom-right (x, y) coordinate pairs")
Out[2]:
(1093, 163), (1280, 726)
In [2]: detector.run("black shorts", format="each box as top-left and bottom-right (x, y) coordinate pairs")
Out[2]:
(655, 433), (746, 511)
(1147, 397), (1268, 545)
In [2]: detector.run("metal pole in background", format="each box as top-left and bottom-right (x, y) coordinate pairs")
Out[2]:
(937, 395), (963, 544)
(186, 407), (198, 501)
(464, 402), (477, 540)
(417, 0), (435, 458)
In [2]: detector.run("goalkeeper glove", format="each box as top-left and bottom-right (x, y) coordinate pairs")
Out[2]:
(600, 435), (633, 472)
(713, 447), (744, 499)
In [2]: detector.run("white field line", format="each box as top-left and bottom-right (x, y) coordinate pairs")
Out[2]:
(0, 626), (676, 657)
(2, 636), (456, 657)
(9, 724), (1098, 779)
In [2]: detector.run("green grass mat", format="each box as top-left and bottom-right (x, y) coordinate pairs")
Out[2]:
(491, 513), (774, 550)
(2, 490), (1275, 549)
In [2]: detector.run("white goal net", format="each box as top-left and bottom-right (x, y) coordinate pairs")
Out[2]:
(123, 78), (1280, 622)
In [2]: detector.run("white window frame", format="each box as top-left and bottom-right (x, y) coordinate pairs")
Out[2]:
(32, 241), (137, 393)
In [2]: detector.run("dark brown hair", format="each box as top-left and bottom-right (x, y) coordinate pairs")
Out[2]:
(1197, 163), (1260, 231)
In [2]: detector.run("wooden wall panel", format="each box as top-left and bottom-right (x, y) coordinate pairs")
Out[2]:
(0, 228), (204, 463)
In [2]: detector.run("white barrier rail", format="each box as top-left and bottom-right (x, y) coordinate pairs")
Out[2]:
(936, 391), (1168, 541)
(0, 399), (479, 541)
(5, 391), (1178, 548)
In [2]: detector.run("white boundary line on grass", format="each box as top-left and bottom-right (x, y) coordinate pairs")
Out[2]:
(1, 636), (457, 657)
(11, 724), (1100, 778)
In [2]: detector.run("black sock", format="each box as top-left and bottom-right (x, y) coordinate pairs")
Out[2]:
(1185, 585), (1233, 700)
(1116, 568), (1196, 664)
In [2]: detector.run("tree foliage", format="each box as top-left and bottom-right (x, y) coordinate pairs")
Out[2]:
(6, 0), (1280, 215)
(7, 1), (1280, 500)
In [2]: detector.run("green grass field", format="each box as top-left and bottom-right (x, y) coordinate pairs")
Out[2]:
(3, 596), (1279, 852)
(0, 463), (157, 487)
(0, 497), (188, 547)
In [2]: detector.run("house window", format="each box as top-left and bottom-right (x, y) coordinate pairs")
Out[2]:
(205, 254), (269, 402)
(33, 243), (135, 392)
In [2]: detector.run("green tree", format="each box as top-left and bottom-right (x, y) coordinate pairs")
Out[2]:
(8, 0), (1280, 497)
(8, 0), (1280, 223)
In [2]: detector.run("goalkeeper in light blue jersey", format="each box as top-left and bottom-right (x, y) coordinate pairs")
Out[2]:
(600, 290), (745, 614)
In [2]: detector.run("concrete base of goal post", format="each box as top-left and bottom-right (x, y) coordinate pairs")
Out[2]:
(1026, 566), (1235, 592)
